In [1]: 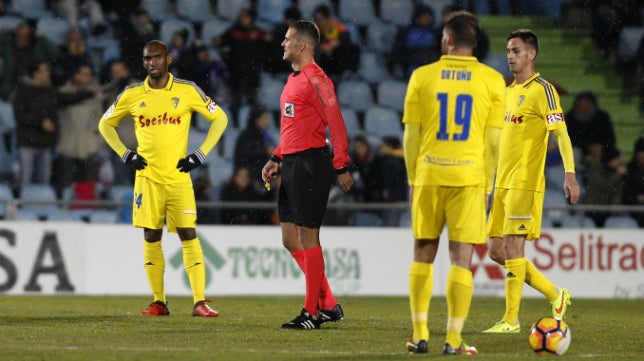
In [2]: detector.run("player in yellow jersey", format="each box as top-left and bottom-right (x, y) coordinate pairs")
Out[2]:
(482, 29), (580, 334)
(98, 40), (228, 317)
(403, 11), (506, 355)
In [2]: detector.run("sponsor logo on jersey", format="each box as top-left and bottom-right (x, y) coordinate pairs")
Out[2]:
(546, 112), (564, 124)
(138, 112), (181, 127)
(284, 102), (295, 117)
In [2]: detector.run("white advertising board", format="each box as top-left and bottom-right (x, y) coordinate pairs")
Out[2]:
(0, 222), (641, 299)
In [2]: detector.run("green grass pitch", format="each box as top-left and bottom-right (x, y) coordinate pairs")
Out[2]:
(0, 295), (641, 360)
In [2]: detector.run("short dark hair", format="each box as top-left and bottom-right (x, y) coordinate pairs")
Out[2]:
(444, 10), (480, 49)
(313, 4), (331, 18)
(508, 29), (539, 56)
(292, 20), (320, 47)
(144, 40), (169, 53)
(27, 61), (48, 77)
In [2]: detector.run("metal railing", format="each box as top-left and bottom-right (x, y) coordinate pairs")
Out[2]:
(2, 198), (644, 228)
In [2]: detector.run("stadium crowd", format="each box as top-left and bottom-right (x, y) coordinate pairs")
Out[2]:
(0, 0), (642, 227)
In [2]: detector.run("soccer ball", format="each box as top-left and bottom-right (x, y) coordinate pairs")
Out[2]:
(528, 317), (571, 356)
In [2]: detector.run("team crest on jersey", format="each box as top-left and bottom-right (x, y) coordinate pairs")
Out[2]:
(518, 95), (525, 106)
(206, 99), (217, 113)
(103, 104), (115, 119)
(139, 102), (146, 108)
(284, 102), (295, 117)
(172, 97), (180, 108)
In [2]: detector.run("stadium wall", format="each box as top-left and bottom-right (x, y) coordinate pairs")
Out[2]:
(0, 223), (642, 299)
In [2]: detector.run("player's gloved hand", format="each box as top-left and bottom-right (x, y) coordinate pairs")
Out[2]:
(122, 149), (147, 170)
(176, 150), (205, 173)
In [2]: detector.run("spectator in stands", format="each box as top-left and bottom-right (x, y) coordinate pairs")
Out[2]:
(0, 22), (59, 100)
(391, 3), (440, 79)
(312, 4), (361, 78)
(212, 7), (269, 121)
(622, 135), (644, 227)
(233, 105), (277, 186)
(219, 166), (269, 224)
(265, 5), (302, 74)
(565, 91), (616, 161)
(589, 0), (642, 61)
(119, 6), (156, 79)
(189, 40), (231, 105)
(11, 61), (59, 186)
(367, 136), (408, 226)
(453, 0), (521, 15)
(168, 28), (193, 79)
(55, 0), (109, 36)
(101, 59), (139, 185)
(582, 145), (626, 227)
(348, 135), (374, 202)
(52, 28), (95, 87)
(194, 172), (217, 224)
(54, 63), (105, 196)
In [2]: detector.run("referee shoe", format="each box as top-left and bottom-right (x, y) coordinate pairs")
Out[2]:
(281, 309), (320, 330)
(319, 303), (344, 324)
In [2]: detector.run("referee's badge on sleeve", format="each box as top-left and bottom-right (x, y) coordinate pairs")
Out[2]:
(284, 102), (294, 117)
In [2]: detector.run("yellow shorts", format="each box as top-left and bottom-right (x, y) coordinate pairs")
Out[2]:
(411, 185), (486, 244)
(132, 175), (197, 233)
(487, 188), (544, 240)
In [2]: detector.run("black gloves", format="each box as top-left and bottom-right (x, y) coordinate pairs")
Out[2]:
(122, 149), (147, 170)
(177, 150), (205, 173)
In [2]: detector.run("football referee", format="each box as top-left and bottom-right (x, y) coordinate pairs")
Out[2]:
(98, 40), (227, 317)
(261, 20), (353, 330)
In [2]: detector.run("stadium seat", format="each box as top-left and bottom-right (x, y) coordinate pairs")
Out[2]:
(90, 210), (119, 224)
(483, 52), (512, 78)
(364, 106), (401, 138)
(337, 80), (374, 112)
(142, 0), (175, 21)
(207, 155), (234, 187)
(36, 17), (70, 46)
(365, 22), (398, 54)
(258, 77), (284, 112)
(16, 209), (40, 221)
(176, 0), (214, 23)
(10, 0), (50, 18)
(351, 211), (383, 227)
(257, 0), (291, 24)
(107, 185), (133, 204)
(560, 213), (595, 228)
(545, 164), (565, 191)
(398, 209), (411, 227)
(159, 19), (196, 47)
(0, 16), (25, 31)
(341, 108), (362, 138)
(48, 209), (92, 222)
(215, 0), (251, 20)
(377, 79), (407, 112)
(380, 0), (414, 26)
(604, 215), (639, 228)
(299, 0), (332, 18)
(338, 0), (377, 26)
(617, 26), (644, 60)
(220, 126), (240, 161)
(200, 17), (232, 42)
(0, 183), (14, 219)
(19, 183), (59, 219)
(359, 51), (390, 84)
(543, 189), (569, 223)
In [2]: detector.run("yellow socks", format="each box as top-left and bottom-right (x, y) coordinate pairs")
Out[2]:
(409, 261), (433, 341)
(445, 265), (473, 347)
(143, 240), (166, 303)
(503, 257), (527, 325)
(182, 238), (206, 304)
(525, 260), (557, 301)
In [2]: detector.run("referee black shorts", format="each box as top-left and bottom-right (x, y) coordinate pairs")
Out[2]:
(278, 147), (333, 228)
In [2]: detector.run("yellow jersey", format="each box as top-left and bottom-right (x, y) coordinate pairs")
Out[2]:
(403, 55), (506, 186)
(495, 73), (567, 191)
(101, 73), (226, 184)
